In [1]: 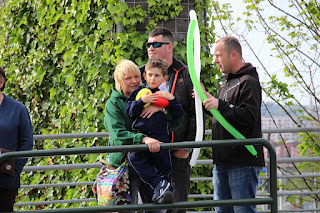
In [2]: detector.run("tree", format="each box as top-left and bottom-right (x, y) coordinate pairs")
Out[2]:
(0, 0), (218, 210)
(212, 0), (319, 210)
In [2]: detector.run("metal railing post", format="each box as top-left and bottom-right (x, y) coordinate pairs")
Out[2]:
(263, 139), (278, 212)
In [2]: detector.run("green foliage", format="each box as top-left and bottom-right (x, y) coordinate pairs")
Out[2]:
(0, 0), (219, 210)
(297, 132), (320, 157)
(264, 74), (294, 100)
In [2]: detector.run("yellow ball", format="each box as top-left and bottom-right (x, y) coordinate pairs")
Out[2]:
(136, 88), (152, 107)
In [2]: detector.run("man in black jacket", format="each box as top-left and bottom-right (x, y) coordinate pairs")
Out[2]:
(202, 36), (265, 213)
(140, 28), (196, 212)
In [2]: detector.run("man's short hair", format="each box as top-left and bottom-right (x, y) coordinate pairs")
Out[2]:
(145, 58), (168, 76)
(218, 36), (242, 59)
(149, 27), (174, 44)
(0, 67), (6, 91)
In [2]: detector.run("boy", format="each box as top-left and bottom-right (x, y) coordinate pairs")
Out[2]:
(126, 58), (183, 204)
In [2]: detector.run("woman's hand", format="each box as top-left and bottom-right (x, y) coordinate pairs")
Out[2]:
(142, 137), (163, 152)
(141, 105), (162, 118)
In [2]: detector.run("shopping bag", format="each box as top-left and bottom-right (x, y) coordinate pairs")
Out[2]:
(93, 159), (130, 205)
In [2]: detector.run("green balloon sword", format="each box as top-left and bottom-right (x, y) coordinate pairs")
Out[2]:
(187, 10), (257, 158)
(188, 10), (204, 167)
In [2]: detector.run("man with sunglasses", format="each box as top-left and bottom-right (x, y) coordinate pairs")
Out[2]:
(140, 27), (196, 213)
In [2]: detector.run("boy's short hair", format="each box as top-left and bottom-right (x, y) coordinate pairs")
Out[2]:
(145, 58), (168, 76)
(0, 67), (6, 91)
(114, 59), (141, 91)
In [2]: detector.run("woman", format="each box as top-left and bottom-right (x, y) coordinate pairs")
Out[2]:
(0, 67), (33, 212)
(104, 59), (172, 212)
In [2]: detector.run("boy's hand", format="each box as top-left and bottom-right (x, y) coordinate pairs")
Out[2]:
(155, 91), (175, 100)
(141, 92), (158, 104)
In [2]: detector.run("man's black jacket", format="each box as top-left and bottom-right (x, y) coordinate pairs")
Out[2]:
(212, 63), (265, 166)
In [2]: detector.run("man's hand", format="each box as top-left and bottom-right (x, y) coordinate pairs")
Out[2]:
(192, 82), (205, 99)
(173, 149), (190, 158)
(203, 91), (219, 111)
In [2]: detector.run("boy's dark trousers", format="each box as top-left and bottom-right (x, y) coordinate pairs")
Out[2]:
(128, 150), (172, 188)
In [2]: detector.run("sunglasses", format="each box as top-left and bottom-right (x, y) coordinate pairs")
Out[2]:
(147, 42), (170, 48)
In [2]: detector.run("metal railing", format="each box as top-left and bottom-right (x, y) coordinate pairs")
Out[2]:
(3, 127), (320, 212)
(0, 139), (278, 212)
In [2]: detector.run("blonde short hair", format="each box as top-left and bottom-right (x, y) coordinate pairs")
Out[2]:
(114, 59), (141, 91)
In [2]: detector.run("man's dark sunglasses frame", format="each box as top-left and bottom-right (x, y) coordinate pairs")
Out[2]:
(147, 42), (170, 48)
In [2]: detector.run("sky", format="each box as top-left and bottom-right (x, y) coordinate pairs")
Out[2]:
(210, 0), (317, 105)
(211, 0), (281, 81)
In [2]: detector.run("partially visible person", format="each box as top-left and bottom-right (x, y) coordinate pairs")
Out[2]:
(126, 58), (183, 204)
(202, 36), (265, 213)
(0, 67), (34, 212)
(104, 59), (168, 212)
(140, 28), (196, 212)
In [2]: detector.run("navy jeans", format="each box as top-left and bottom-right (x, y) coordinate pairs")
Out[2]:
(212, 165), (263, 213)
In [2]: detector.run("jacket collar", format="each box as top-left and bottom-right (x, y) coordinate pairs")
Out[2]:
(111, 88), (127, 100)
(168, 57), (185, 73)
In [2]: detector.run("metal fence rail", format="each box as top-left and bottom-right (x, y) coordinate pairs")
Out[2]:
(0, 139), (278, 212)
(31, 127), (320, 141)
(19, 161), (320, 187)
(16, 199), (275, 213)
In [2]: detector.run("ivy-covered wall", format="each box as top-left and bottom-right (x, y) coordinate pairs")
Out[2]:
(0, 0), (219, 210)
(128, 0), (195, 41)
